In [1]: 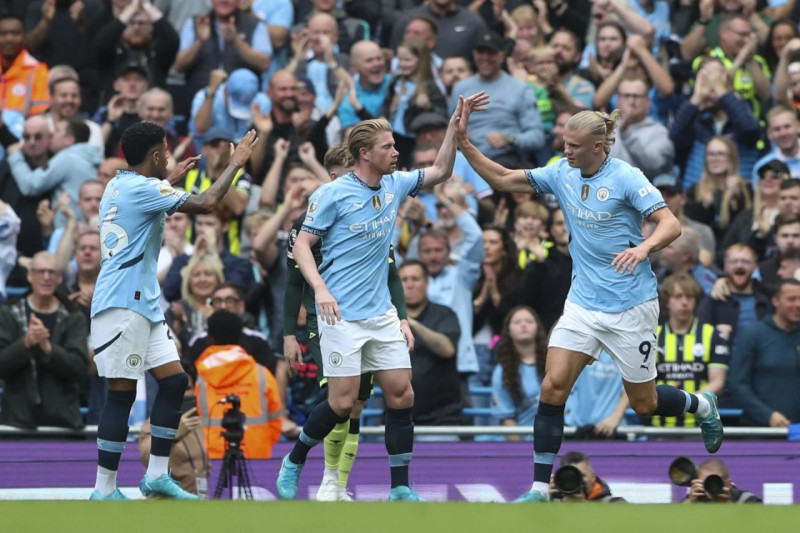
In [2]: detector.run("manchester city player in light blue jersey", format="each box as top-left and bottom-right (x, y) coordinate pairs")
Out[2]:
(276, 93), (489, 502)
(88, 122), (259, 501)
(455, 102), (724, 503)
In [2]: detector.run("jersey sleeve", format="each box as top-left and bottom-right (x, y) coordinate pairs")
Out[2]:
(135, 178), (190, 215)
(391, 169), (424, 199)
(286, 215), (304, 267)
(524, 164), (557, 196)
(624, 167), (667, 218)
(300, 184), (338, 236)
(234, 172), (253, 197)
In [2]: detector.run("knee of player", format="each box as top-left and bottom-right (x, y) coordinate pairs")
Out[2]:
(630, 395), (657, 416)
(329, 397), (356, 417)
(384, 385), (414, 409)
(540, 375), (571, 404)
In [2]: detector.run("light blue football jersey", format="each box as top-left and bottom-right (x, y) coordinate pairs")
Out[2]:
(525, 157), (666, 312)
(301, 169), (424, 321)
(91, 170), (190, 321)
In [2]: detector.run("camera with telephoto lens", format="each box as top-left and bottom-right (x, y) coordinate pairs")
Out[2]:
(220, 394), (246, 446)
(668, 456), (725, 496)
(553, 465), (586, 496)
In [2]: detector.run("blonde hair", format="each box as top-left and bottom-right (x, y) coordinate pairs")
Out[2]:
(347, 118), (393, 163)
(566, 109), (621, 154)
(510, 5), (545, 46)
(323, 143), (354, 173)
(180, 252), (224, 305)
(696, 136), (752, 230)
(515, 200), (549, 221)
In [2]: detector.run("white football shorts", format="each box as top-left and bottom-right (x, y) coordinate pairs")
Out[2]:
(90, 308), (179, 379)
(318, 307), (410, 377)
(549, 298), (659, 383)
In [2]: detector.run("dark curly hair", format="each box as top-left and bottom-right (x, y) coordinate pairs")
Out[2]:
(494, 306), (547, 406)
(121, 121), (165, 166)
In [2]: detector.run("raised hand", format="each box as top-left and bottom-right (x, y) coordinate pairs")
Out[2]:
(283, 185), (308, 211)
(167, 155), (203, 185)
(251, 102), (273, 134)
(42, 0), (56, 22)
(70, 0), (85, 23)
(231, 129), (259, 167)
(196, 14), (211, 42)
(297, 141), (316, 165)
(455, 91), (490, 146)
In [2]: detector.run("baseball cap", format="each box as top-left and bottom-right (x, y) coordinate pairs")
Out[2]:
(203, 126), (235, 145)
(652, 173), (681, 193)
(296, 75), (316, 95)
(474, 31), (506, 53)
(226, 69), (260, 121)
(115, 61), (148, 80)
(409, 112), (448, 134)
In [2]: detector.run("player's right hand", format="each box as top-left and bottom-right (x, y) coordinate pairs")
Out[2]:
(316, 288), (341, 325)
(231, 129), (259, 167)
(283, 335), (303, 377)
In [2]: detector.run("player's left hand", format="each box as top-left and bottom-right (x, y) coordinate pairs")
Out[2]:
(166, 155), (202, 185)
(400, 319), (415, 352)
(316, 288), (341, 325)
(611, 245), (649, 275)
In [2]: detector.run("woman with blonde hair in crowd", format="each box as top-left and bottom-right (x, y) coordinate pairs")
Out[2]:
(166, 252), (225, 348)
(492, 306), (548, 441)
(684, 136), (753, 241)
(503, 3), (551, 47)
(383, 36), (448, 166)
(719, 159), (789, 264)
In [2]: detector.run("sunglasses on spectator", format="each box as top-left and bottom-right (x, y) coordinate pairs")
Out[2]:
(761, 171), (788, 180)
(413, 160), (435, 168)
(23, 133), (44, 141)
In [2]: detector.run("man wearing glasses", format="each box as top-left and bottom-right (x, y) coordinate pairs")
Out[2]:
(183, 280), (291, 437)
(0, 251), (89, 429)
(609, 77), (674, 181)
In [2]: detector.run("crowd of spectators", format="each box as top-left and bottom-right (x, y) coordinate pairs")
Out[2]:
(1, 0), (799, 439)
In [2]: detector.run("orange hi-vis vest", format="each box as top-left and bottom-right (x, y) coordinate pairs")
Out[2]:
(195, 344), (282, 459)
(0, 50), (50, 115)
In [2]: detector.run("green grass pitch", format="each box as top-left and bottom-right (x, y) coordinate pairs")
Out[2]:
(2, 501), (799, 533)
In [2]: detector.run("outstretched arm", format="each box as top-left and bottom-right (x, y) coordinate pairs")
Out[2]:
(179, 130), (259, 214)
(454, 94), (531, 193)
(421, 94), (477, 188)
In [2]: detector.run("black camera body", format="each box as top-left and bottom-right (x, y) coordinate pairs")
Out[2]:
(220, 394), (246, 446)
(668, 456), (725, 497)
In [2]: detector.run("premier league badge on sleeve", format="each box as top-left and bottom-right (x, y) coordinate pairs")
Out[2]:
(309, 198), (318, 213)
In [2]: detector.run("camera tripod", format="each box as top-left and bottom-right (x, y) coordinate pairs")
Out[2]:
(213, 440), (253, 500)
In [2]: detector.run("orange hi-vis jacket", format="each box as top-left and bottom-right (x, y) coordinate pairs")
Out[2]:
(195, 344), (282, 459)
(0, 50), (50, 115)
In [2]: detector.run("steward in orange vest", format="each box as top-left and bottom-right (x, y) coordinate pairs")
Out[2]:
(194, 310), (282, 459)
(0, 15), (50, 115)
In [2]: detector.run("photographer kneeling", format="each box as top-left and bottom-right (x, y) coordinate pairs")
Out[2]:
(550, 451), (626, 502)
(682, 459), (762, 504)
(195, 310), (283, 459)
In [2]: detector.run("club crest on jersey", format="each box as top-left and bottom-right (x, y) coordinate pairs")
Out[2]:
(581, 185), (589, 201)
(385, 193), (394, 205)
(372, 195), (382, 210)
(309, 198), (318, 213)
(597, 187), (610, 201)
